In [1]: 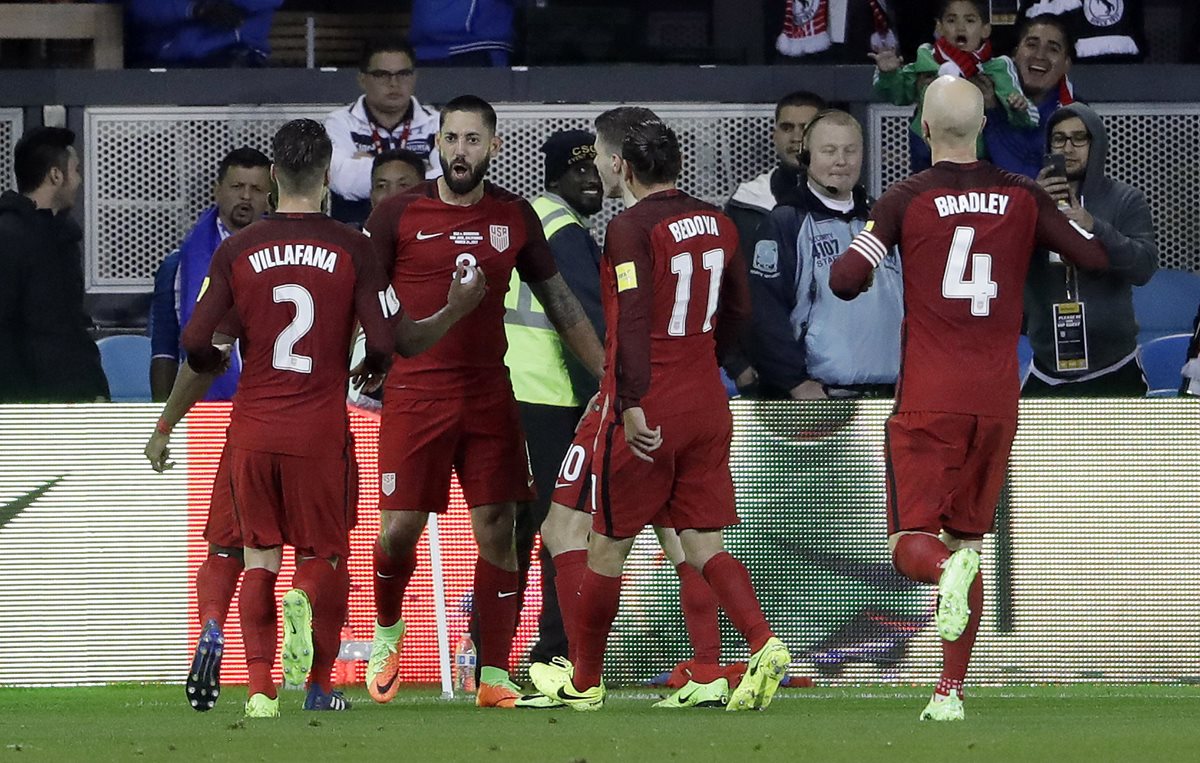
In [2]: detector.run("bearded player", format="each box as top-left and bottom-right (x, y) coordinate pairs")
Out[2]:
(830, 76), (1108, 721)
(363, 95), (605, 708)
(540, 117), (790, 712)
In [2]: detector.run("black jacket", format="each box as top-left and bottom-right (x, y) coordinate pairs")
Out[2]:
(0, 191), (109, 403)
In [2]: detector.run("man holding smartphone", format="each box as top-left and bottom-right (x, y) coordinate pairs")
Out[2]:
(1023, 102), (1158, 396)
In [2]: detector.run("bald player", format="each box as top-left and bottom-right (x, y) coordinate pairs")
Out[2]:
(829, 76), (1108, 722)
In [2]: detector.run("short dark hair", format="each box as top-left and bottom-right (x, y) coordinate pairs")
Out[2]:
(372, 148), (426, 180)
(360, 38), (416, 72)
(938, 0), (988, 23)
(440, 95), (497, 134)
(1017, 13), (1074, 57)
(14, 126), (75, 194)
(271, 119), (332, 191)
(594, 106), (659, 152)
(217, 146), (270, 183)
(622, 119), (682, 186)
(774, 91), (827, 122)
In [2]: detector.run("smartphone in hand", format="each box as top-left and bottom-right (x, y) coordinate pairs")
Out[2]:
(1043, 152), (1067, 179)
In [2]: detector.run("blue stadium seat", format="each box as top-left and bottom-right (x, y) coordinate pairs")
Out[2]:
(97, 334), (153, 403)
(1138, 333), (1190, 397)
(1132, 269), (1200, 345)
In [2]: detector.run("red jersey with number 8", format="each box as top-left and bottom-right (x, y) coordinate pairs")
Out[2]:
(830, 160), (1108, 418)
(600, 189), (749, 417)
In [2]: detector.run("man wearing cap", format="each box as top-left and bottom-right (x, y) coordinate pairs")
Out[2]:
(504, 129), (605, 666)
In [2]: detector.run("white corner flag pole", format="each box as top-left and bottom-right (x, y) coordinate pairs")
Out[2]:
(426, 513), (454, 699)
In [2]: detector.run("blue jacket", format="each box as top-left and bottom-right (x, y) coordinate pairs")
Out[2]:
(148, 207), (241, 400)
(982, 90), (1067, 179)
(749, 183), (903, 392)
(125, 0), (282, 66)
(410, 0), (515, 60)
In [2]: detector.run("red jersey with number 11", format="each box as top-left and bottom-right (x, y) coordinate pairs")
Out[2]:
(830, 160), (1107, 419)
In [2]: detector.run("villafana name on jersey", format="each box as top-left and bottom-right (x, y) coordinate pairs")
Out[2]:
(248, 243), (339, 274)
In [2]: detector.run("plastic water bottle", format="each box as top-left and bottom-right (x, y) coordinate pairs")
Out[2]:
(454, 633), (477, 693)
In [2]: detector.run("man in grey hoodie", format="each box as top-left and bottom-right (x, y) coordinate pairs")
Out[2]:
(1023, 101), (1158, 395)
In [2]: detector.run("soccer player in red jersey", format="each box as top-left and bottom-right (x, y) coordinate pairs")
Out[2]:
(182, 119), (485, 718)
(829, 76), (1109, 721)
(546, 118), (790, 712)
(529, 107), (733, 711)
(363, 95), (605, 708)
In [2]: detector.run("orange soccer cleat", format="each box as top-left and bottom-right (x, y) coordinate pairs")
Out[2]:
(475, 680), (521, 709)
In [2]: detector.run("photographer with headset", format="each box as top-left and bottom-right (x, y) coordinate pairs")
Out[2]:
(747, 109), (904, 399)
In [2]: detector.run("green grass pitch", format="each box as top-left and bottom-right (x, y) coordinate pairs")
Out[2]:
(1, 684), (1198, 762)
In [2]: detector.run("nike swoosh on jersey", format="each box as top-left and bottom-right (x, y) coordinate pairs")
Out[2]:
(415, 231), (443, 240)
(497, 591), (518, 599)
(553, 482), (573, 490)
(0, 477), (62, 531)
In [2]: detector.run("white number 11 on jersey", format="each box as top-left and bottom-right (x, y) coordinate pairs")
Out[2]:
(941, 225), (997, 317)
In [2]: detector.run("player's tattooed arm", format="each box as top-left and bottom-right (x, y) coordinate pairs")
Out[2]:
(529, 273), (605, 379)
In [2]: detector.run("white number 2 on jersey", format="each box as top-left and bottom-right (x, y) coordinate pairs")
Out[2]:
(272, 283), (315, 373)
(941, 226), (997, 317)
(668, 248), (725, 336)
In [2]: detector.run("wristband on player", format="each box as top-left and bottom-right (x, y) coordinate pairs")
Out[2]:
(156, 419), (173, 436)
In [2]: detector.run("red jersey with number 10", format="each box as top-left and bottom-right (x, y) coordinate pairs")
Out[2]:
(600, 189), (749, 417)
(830, 160), (1108, 419)
(182, 213), (397, 457)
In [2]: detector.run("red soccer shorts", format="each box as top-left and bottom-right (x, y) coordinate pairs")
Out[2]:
(226, 442), (358, 559)
(550, 402), (602, 513)
(378, 387), (534, 512)
(203, 445), (241, 549)
(590, 405), (738, 539)
(884, 411), (1018, 538)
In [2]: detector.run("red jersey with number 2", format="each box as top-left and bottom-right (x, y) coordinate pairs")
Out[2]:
(181, 212), (397, 457)
(830, 160), (1108, 419)
(600, 189), (749, 418)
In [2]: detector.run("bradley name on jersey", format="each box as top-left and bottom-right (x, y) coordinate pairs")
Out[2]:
(248, 243), (339, 274)
(933, 191), (1010, 218)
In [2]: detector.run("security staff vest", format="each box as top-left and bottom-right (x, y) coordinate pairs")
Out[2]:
(502, 194), (581, 407)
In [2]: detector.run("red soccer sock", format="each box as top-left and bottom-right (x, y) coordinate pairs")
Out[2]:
(676, 562), (721, 668)
(938, 568), (984, 696)
(239, 567), (278, 699)
(891, 533), (951, 584)
(700, 552), (773, 653)
(551, 549), (587, 661)
(373, 538), (417, 628)
(196, 551), (243, 628)
(572, 568), (622, 691)
(473, 556), (520, 674)
(291, 557), (348, 693)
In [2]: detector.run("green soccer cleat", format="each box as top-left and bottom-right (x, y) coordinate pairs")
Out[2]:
(514, 692), (566, 709)
(653, 678), (730, 708)
(244, 693), (280, 719)
(727, 637), (791, 712)
(280, 588), (314, 687)
(529, 655), (573, 698)
(554, 680), (606, 712)
(920, 690), (965, 721)
(936, 549), (981, 642)
(366, 619), (406, 704)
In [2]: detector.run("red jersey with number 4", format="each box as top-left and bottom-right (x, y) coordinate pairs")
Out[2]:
(182, 213), (398, 457)
(365, 181), (558, 399)
(830, 160), (1108, 419)
(600, 189), (749, 417)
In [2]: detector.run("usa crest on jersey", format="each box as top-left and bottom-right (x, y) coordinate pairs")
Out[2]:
(490, 224), (510, 252)
(381, 472), (396, 496)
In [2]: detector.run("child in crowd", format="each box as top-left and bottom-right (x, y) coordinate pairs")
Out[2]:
(871, 0), (1037, 171)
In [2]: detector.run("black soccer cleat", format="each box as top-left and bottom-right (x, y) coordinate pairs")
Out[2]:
(185, 619), (224, 712)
